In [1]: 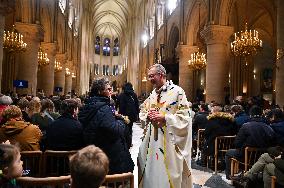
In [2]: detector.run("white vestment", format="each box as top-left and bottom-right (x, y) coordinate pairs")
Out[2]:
(138, 80), (192, 188)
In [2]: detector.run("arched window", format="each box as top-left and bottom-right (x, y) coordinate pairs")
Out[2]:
(95, 36), (100, 54)
(94, 64), (99, 75)
(113, 65), (119, 75)
(74, 8), (79, 36)
(113, 38), (119, 56)
(103, 65), (109, 76)
(168, 0), (178, 15)
(59, 0), (66, 14)
(68, 2), (74, 28)
(103, 38), (111, 56)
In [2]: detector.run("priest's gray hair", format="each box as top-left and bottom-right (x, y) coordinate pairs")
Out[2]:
(149, 64), (166, 77)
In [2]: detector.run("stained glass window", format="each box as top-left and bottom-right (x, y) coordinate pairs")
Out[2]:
(95, 36), (100, 54)
(103, 38), (111, 56)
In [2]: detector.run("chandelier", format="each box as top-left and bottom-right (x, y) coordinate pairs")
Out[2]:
(72, 72), (76, 78)
(38, 47), (49, 67)
(65, 68), (71, 76)
(188, 49), (207, 70)
(3, 25), (27, 53)
(231, 22), (263, 56)
(54, 60), (62, 72)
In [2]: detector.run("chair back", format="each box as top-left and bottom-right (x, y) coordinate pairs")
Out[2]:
(102, 172), (134, 188)
(21, 151), (42, 177)
(197, 129), (205, 149)
(214, 135), (236, 174)
(17, 175), (70, 188)
(43, 150), (77, 177)
(244, 147), (265, 172)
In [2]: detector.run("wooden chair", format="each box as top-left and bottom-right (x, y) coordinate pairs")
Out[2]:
(271, 176), (277, 188)
(230, 147), (265, 177)
(102, 172), (134, 188)
(43, 150), (77, 177)
(213, 135), (236, 174)
(17, 175), (70, 188)
(197, 129), (205, 150)
(21, 151), (43, 177)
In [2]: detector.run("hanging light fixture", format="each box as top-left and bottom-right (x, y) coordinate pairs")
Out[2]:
(72, 72), (76, 78)
(188, 49), (207, 70)
(54, 59), (62, 72)
(188, 3), (207, 70)
(38, 47), (49, 67)
(65, 68), (71, 76)
(3, 25), (27, 53)
(231, 0), (262, 57)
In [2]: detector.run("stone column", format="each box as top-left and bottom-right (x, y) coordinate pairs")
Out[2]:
(38, 42), (56, 96)
(0, 0), (15, 91)
(15, 22), (44, 95)
(54, 53), (66, 95)
(201, 25), (233, 104)
(176, 44), (198, 101)
(65, 74), (72, 95)
(276, 0), (284, 107)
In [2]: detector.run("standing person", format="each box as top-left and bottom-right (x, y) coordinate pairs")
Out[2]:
(117, 82), (140, 148)
(138, 64), (192, 188)
(78, 78), (134, 174)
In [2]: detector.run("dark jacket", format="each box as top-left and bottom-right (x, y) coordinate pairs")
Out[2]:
(192, 111), (209, 138)
(78, 96), (134, 174)
(117, 90), (139, 123)
(234, 117), (275, 150)
(0, 177), (20, 188)
(234, 111), (250, 130)
(46, 114), (84, 151)
(271, 121), (284, 146)
(274, 156), (284, 186)
(203, 112), (236, 155)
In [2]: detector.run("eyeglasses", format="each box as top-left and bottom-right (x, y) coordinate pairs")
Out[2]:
(147, 73), (159, 79)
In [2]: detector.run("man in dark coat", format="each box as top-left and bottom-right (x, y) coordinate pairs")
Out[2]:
(46, 99), (84, 151)
(78, 78), (134, 174)
(224, 105), (276, 181)
(116, 82), (139, 148)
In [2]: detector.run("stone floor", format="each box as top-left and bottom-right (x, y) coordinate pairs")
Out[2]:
(130, 122), (235, 188)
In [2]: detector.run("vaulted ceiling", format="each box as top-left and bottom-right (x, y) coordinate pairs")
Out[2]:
(89, 0), (144, 39)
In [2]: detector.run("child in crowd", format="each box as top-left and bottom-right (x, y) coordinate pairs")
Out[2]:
(69, 145), (109, 188)
(0, 144), (23, 188)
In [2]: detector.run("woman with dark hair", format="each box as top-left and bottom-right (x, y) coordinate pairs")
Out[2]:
(46, 99), (84, 151)
(79, 78), (134, 174)
(117, 82), (139, 148)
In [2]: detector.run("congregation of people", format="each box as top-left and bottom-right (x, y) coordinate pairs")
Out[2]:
(0, 79), (139, 188)
(1, 74), (284, 188)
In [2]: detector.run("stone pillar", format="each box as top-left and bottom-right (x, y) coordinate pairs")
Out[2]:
(65, 74), (72, 95)
(276, 0), (284, 107)
(201, 25), (233, 104)
(176, 44), (198, 101)
(15, 22), (44, 95)
(38, 42), (56, 96)
(0, 0), (15, 91)
(54, 53), (66, 95)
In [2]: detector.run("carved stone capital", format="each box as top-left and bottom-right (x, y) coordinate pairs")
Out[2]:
(0, 0), (15, 15)
(56, 53), (67, 64)
(201, 25), (233, 45)
(176, 45), (199, 58)
(41, 42), (57, 57)
(15, 22), (44, 42)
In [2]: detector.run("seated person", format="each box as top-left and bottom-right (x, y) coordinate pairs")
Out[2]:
(46, 99), (84, 151)
(69, 145), (109, 188)
(192, 103), (209, 139)
(0, 143), (23, 188)
(0, 105), (42, 151)
(223, 105), (276, 183)
(235, 146), (284, 188)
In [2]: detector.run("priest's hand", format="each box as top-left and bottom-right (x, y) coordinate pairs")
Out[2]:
(151, 113), (166, 128)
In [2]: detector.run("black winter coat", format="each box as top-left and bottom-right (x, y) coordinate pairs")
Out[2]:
(46, 114), (84, 151)
(78, 96), (134, 174)
(117, 90), (139, 123)
(271, 121), (284, 146)
(203, 112), (236, 155)
(234, 117), (275, 150)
